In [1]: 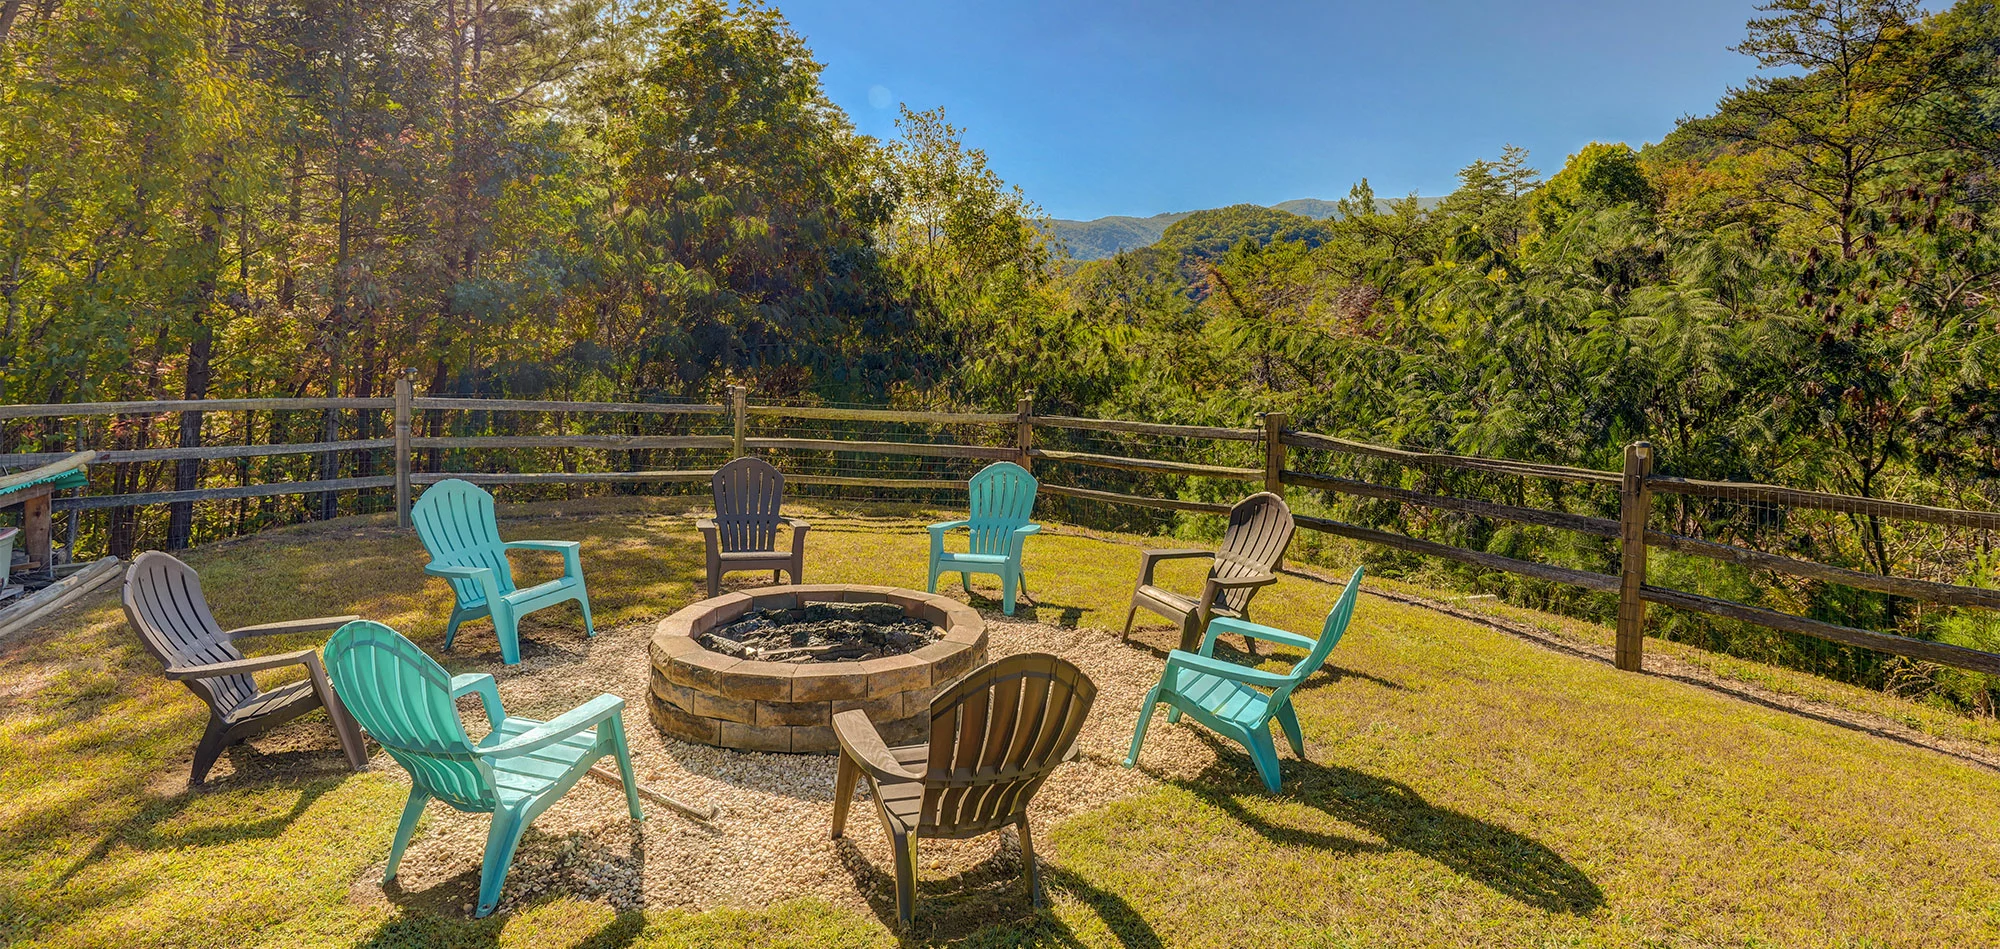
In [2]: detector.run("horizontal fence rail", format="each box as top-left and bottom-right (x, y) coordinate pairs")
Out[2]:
(6, 389), (2000, 683)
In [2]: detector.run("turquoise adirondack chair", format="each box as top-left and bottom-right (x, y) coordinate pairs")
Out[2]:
(1125, 566), (1363, 792)
(323, 621), (642, 918)
(413, 478), (592, 665)
(927, 461), (1039, 615)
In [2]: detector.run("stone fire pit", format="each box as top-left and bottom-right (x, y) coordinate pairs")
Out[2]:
(648, 585), (986, 753)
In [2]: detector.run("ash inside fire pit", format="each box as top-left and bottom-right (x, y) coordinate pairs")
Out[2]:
(699, 601), (942, 663)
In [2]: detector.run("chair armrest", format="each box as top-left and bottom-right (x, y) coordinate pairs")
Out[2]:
(1203, 616), (1315, 656)
(1013, 524), (1042, 535)
(927, 520), (971, 534)
(506, 539), (583, 575)
(450, 672), (505, 730)
(164, 648), (317, 680)
(833, 709), (924, 783)
(784, 517), (811, 531)
(1164, 649), (1293, 689)
(696, 518), (717, 532)
(1138, 548), (1212, 585)
(480, 694), (625, 759)
(505, 540), (579, 554)
(425, 562), (503, 604)
(223, 615), (360, 640)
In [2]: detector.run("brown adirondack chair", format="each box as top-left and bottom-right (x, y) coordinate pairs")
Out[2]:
(122, 551), (368, 786)
(831, 653), (1097, 928)
(1122, 491), (1295, 654)
(699, 457), (809, 597)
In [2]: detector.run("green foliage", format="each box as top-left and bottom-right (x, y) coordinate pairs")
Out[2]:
(1157, 204), (1333, 260)
(1532, 142), (1656, 234)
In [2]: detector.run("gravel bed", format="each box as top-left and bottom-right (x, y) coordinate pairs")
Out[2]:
(321, 601), (1221, 918)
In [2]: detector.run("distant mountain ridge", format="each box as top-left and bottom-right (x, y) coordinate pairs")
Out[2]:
(1043, 197), (1438, 261)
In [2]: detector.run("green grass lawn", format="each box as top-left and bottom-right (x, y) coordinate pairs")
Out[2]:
(5, 496), (2000, 947)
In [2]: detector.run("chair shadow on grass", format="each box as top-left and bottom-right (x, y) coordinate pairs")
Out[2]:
(57, 750), (348, 884)
(360, 820), (649, 947)
(834, 835), (1164, 948)
(1173, 732), (1602, 915)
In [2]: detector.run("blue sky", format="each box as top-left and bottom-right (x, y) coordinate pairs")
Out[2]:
(778, 0), (1769, 221)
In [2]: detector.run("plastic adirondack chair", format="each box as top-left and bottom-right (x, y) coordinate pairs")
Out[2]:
(926, 461), (1039, 615)
(832, 653), (1096, 928)
(1125, 566), (1363, 793)
(1122, 491), (1294, 654)
(700, 457), (809, 597)
(121, 551), (368, 785)
(412, 478), (592, 665)
(323, 621), (642, 918)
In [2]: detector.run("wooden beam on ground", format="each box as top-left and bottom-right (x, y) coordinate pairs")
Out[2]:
(0, 555), (121, 645)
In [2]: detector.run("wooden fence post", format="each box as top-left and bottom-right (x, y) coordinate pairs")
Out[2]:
(394, 369), (414, 528)
(1262, 412), (1287, 495)
(1616, 440), (1654, 672)
(1016, 395), (1034, 470)
(730, 385), (747, 459)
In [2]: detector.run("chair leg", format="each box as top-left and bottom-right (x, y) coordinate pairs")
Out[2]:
(443, 607), (466, 651)
(1275, 702), (1305, 758)
(606, 717), (644, 820)
(960, 571), (972, 594)
(384, 788), (429, 882)
(1246, 728), (1284, 793)
(475, 809), (529, 918)
(830, 751), (858, 838)
(494, 606), (521, 666)
(1002, 570), (1018, 616)
(189, 717), (228, 786)
(578, 591), (596, 637)
(926, 558), (940, 594)
(1124, 687), (1161, 767)
(1120, 603), (1138, 642)
(773, 570), (781, 583)
(1016, 815), (1045, 909)
(891, 829), (918, 929)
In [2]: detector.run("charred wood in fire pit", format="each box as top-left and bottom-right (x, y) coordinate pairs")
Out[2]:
(699, 601), (943, 663)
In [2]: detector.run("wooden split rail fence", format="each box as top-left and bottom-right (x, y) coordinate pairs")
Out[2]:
(3, 383), (1998, 678)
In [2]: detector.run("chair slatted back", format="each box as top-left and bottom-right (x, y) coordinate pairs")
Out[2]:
(324, 621), (495, 811)
(919, 653), (1096, 836)
(712, 457), (787, 553)
(412, 479), (517, 605)
(1212, 493), (1295, 613)
(963, 462), (1038, 557)
(1268, 566), (1364, 708)
(122, 551), (261, 716)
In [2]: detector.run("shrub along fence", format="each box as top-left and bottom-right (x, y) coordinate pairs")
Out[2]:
(2, 376), (1998, 680)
